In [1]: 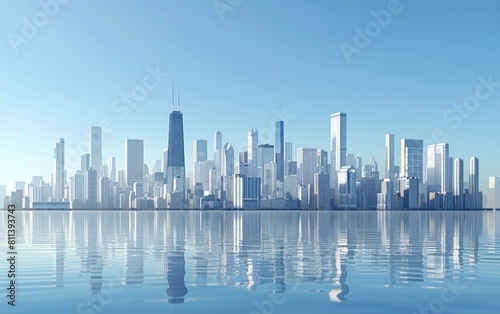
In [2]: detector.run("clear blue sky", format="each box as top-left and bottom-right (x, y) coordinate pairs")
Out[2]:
(1, 0), (500, 193)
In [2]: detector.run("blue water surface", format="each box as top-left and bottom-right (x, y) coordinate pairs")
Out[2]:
(0, 210), (499, 314)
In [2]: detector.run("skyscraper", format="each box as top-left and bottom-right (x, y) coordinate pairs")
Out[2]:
(193, 140), (208, 163)
(385, 134), (395, 179)
(488, 176), (500, 209)
(330, 112), (347, 190)
(220, 142), (234, 177)
(247, 129), (258, 177)
(125, 139), (144, 187)
(81, 153), (90, 172)
(297, 148), (317, 187)
(275, 121), (285, 181)
(400, 139), (423, 181)
(90, 126), (102, 171)
(193, 139), (208, 185)
(166, 99), (186, 193)
(285, 142), (293, 161)
(453, 158), (464, 209)
(426, 143), (450, 193)
(84, 168), (97, 209)
(53, 138), (65, 201)
(108, 157), (116, 183)
(469, 157), (480, 208)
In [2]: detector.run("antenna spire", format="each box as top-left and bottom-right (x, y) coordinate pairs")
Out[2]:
(171, 82), (174, 111)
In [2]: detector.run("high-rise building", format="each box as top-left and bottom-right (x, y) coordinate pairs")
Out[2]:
(426, 143), (450, 193)
(399, 177), (419, 209)
(400, 139), (423, 181)
(193, 140), (208, 163)
(317, 149), (328, 174)
(81, 153), (90, 172)
(385, 134), (395, 179)
(125, 139), (144, 186)
(297, 148), (317, 187)
(84, 168), (97, 209)
(453, 158), (464, 209)
(469, 157), (480, 208)
(285, 142), (293, 161)
(53, 138), (65, 201)
(193, 139), (208, 184)
(488, 176), (500, 209)
(220, 142), (234, 177)
(166, 103), (186, 194)
(90, 126), (102, 171)
(337, 166), (356, 209)
(275, 121), (285, 181)
(108, 157), (116, 183)
(258, 144), (274, 180)
(314, 173), (330, 209)
(234, 175), (261, 209)
(330, 112), (347, 190)
(248, 129), (259, 177)
(98, 177), (111, 209)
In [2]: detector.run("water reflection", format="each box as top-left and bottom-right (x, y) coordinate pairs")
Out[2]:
(1, 210), (497, 313)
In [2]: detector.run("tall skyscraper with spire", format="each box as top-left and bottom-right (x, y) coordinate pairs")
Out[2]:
(165, 87), (186, 194)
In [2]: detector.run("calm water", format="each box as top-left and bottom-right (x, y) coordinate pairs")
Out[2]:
(0, 210), (499, 314)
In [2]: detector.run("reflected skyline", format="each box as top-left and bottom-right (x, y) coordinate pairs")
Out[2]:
(0, 210), (498, 313)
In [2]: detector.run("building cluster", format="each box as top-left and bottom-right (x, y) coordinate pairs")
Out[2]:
(2, 106), (500, 210)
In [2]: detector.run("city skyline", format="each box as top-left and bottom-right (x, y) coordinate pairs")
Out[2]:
(2, 1), (500, 194)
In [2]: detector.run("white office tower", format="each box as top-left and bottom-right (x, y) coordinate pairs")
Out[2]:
(470, 157), (481, 209)
(125, 139), (144, 187)
(337, 166), (356, 209)
(297, 148), (317, 187)
(153, 159), (162, 173)
(193, 139), (208, 184)
(385, 134), (395, 179)
(90, 126), (102, 171)
(377, 179), (394, 210)
(214, 130), (222, 169)
(209, 168), (218, 195)
(247, 129), (259, 177)
(488, 176), (500, 209)
(220, 142), (234, 206)
(284, 175), (299, 200)
(317, 149), (328, 174)
(108, 157), (117, 183)
(53, 138), (65, 201)
(298, 185), (308, 209)
(98, 177), (111, 209)
(330, 112), (347, 191)
(314, 173), (330, 209)
(453, 158), (464, 209)
(426, 143), (451, 193)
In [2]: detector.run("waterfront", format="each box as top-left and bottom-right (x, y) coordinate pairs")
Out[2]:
(0, 210), (498, 313)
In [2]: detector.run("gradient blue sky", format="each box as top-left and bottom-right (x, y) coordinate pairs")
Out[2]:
(1, 0), (500, 193)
